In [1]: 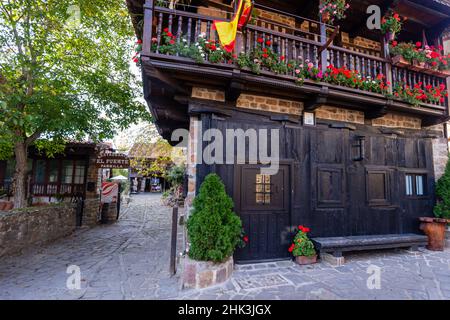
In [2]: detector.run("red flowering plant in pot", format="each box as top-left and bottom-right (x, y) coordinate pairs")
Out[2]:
(318, 0), (350, 24)
(381, 11), (405, 41)
(289, 225), (317, 265)
(424, 45), (450, 75)
(237, 37), (294, 75)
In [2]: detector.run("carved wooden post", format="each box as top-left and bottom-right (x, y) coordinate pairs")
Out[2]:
(235, 31), (245, 56)
(320, 20), (328, 73)
(142, 0), (154, 56)
(381, 35), (393, 95)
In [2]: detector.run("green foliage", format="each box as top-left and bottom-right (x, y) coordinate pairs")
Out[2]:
(187, 174), (242, 263)
(0, 0), (151, 159)
(434, 157), (450, 219)
(289, 226), (316, 257)
(165, 164), (185, 187)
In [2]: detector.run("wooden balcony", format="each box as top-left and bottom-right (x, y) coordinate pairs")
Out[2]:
(140, 3), (450, 130)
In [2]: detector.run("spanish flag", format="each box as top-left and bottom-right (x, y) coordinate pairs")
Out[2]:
(213, 0), (253, 52)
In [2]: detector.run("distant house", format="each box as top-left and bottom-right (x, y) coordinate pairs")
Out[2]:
(0, 142), (109, 205)
(128, 140), (175, 192)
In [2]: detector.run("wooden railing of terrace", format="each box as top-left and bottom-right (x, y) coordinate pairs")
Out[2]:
(142, 2), (449, 116)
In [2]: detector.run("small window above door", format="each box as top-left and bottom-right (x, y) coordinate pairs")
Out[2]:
(255, 174), (271, 205)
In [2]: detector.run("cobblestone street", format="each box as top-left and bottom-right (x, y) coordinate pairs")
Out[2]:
(1, 193), (450, 300)
(0, 194), (180, 300)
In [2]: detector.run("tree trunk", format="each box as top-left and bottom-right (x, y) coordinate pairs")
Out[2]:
(13, 141), (28, 209)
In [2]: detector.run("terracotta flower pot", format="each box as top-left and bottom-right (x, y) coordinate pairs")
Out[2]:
(419, 217), (449, 251)
(392, 55), (410, 67)
(411, 60), (426, 71)
(295, 255), (317, 265)
(0, 202), (6, 211)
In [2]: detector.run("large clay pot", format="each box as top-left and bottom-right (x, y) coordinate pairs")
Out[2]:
(295, 255), (318, 265)
(419, 217), (449, 251)
(0, 202), (6, 211)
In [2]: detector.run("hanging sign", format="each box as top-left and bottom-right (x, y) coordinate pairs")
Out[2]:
(95, 150), (130, 169)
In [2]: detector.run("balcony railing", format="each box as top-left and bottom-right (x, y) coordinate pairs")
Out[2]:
(143, 4), (449, 113)
(31, 183), (85, 197)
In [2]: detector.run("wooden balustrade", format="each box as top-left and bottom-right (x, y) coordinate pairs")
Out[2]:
(147, 4), (449, 111)
(31, 183), (84, 197)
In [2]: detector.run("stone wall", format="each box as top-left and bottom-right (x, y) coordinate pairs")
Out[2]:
(182, 256), (234, 289)
(185, 116), (200, 216)
(83, 198), (101, 227)
(432, 137), (449, 180)
(237, 94), (303, 115)
(0, 203), (77, 257)
(315, 105), (365, 124)
(371, 113), (422, 130)
(191, 87), (225, 102)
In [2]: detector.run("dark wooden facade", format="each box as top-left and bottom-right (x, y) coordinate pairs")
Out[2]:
(194, 109), (436, 262)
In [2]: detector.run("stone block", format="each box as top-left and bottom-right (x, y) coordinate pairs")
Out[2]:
(320, 252), (345, 267)
(182, 256), (233, 289)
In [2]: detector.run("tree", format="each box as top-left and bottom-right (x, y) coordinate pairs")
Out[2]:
(0, 0), (151, 207)
(187, 174), (242, 263)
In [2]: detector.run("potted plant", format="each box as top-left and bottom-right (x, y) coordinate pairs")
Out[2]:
(318, 0), (350, 24)
(421, 158), (450, 251)
(423, 45), (450, 76)
(289, 225), (317, 265)
(381, 11), (405, 41)
(184, 173), (243, 288)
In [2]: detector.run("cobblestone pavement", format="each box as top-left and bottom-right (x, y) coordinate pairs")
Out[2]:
(0, 194), (181, 300)
(180, 248), (450, 300)
(1, 194), (450, 300)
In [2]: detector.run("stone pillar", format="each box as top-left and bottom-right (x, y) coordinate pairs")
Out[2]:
(430, 124), (449, 181)
(185, 116), (200, 218)
(83, 159), (102, 227)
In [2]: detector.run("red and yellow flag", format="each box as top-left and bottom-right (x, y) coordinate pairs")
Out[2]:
(213, 0), (253, 52)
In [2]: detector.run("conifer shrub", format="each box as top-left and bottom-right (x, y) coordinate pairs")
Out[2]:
(187, 173), (242, 263)
(434, 156), (450, 219)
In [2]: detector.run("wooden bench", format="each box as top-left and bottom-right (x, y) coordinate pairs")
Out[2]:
(312, 234), (428, 259)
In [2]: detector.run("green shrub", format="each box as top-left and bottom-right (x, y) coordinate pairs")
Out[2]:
(434, 156), (450, 219)
(187, 173), (242, 263)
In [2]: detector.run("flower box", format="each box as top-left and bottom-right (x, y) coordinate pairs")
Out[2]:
(392, 55), (450, 78)
(392, 55), (410, 68)
(409, 60), (426, 72)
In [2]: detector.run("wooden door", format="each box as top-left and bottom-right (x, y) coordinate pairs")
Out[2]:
(234, 163), (292, 263)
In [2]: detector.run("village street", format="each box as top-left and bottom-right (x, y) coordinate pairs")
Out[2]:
(1, 193), (450, 300)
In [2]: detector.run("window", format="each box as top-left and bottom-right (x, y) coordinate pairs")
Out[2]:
(255, 174), (271, 205)
(405, 174), (426, 197)
(61, 160), (74, 184)
(34, 160), (46, 184)
(48, 160), (59, 183)
(74, 162), (86, 184)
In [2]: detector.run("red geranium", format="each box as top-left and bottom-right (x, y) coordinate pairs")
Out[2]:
(415, 41), (422, 49)
(243, 236), (249, 243)
(257, 37), (264, 44)
(266, 40), (272, 46)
